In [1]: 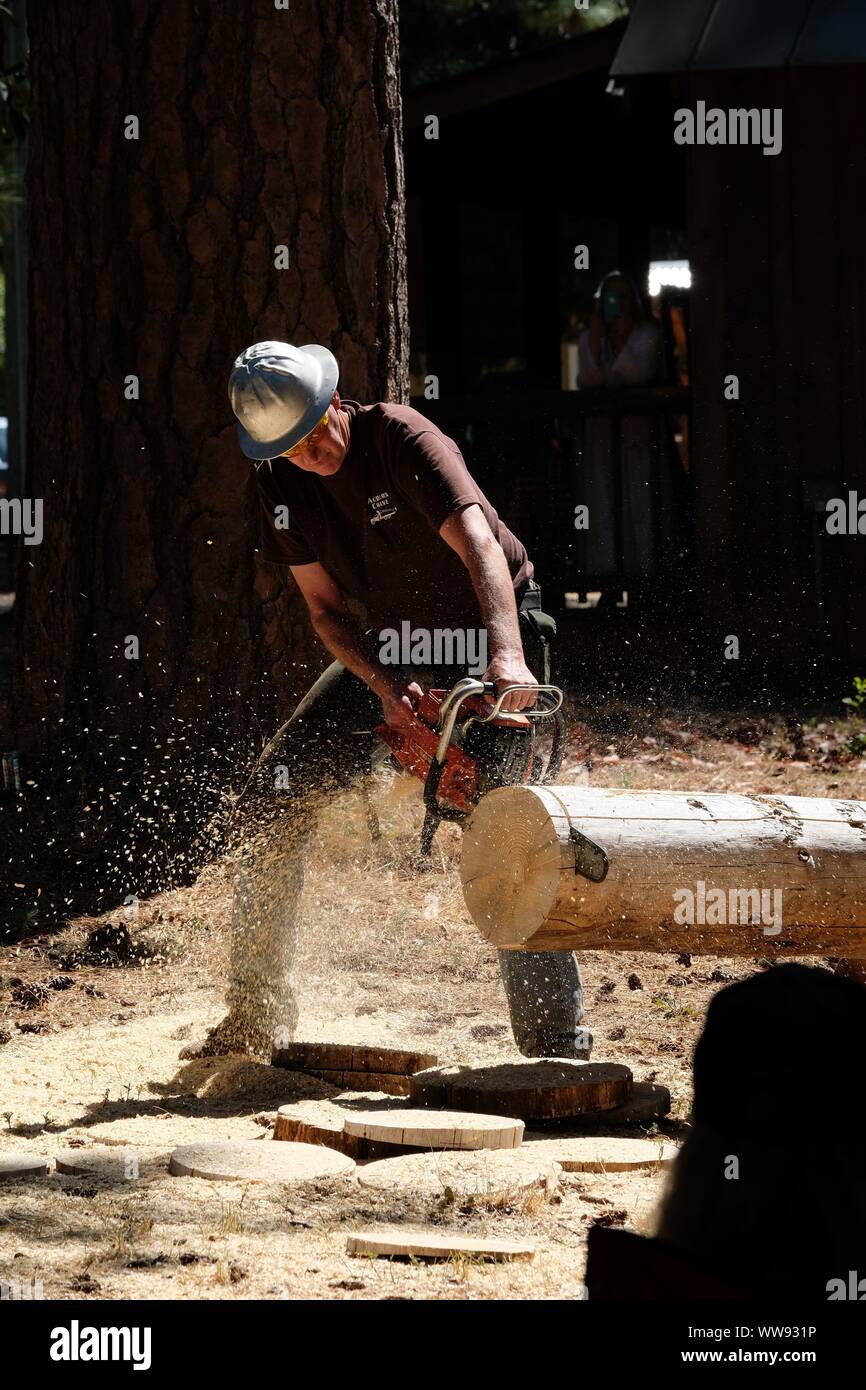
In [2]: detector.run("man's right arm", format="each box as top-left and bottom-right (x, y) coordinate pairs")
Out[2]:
(290, 562), (421, 728)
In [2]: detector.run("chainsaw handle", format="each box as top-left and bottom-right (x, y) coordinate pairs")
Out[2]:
(422, 678), (566, 841)
(434, 679), (563, 767)
(476, 682), (563, 722)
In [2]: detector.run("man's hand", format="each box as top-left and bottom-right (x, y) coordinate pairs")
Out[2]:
(379, 680), (424, 731)
(482, 654), (538, 712)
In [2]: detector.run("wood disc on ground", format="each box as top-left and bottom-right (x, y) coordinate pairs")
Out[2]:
(409, 1060), (632, 1120)
(274, 1101), (365, 1157)
(524, 1082), (672, 1131)
(168, 1139), (355, 1183)
(272, 1043), (437, 1075)
(83, 1115), (267, 1152)
(583, 1082), (670, 1127)
(55, 1147), (155, 1179)
(343, 1109), (524, 1151)
(357, 1148), (560, 1200)
(0, 1153), (51, 1181)
(273, 1101), (521, 1158)
(347, 1226), (535, 1261)
(303, 1069), (411, 1096)
(519, 1135), (677, 1172)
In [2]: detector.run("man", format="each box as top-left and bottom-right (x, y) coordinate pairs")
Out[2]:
(188, 340), (589, 1059)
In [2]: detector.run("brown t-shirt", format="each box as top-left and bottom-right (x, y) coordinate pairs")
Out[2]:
(254, 400), (533, 631)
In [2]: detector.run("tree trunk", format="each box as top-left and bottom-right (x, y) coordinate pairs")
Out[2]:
(10, 0), (407, 908)
(460, 786), (866, 956)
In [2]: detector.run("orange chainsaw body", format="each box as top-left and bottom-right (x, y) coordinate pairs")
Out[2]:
(375, 689), (532, 814)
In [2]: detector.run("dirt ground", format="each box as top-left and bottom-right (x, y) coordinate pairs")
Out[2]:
(1, 705), (864, 1301)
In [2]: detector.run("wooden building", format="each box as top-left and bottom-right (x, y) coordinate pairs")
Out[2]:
(612, 0), (866, 684)
(404, 1), (866, 690)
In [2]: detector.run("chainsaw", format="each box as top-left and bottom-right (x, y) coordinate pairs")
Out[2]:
(375, 677), (566, 855)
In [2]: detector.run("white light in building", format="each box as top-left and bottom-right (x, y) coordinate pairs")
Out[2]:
(648, 259), (691, 297)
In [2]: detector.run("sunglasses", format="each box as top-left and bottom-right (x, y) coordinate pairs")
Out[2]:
(282, 411), (330, 460)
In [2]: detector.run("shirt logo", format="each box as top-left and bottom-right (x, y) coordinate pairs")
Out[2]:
(368, 491), (397, 525)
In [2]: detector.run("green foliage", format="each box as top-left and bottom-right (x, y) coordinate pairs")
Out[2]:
(843, 677), (866, 756)
(399, 0), (631, 92)
(842, 675), (866, 713)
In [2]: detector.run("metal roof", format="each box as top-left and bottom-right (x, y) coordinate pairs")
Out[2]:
(610, 0), (866, 75)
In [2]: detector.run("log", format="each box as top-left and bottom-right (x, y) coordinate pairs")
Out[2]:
(460, 787), (866, 956)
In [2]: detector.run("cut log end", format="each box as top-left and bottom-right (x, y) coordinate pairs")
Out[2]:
(460, 787), (564, 947)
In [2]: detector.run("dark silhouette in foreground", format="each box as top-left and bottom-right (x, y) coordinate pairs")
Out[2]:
(587, 964), (866, 1300)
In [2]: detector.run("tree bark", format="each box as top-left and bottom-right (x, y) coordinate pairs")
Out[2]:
(10, 0), (407, 903)
(460, 786), (866, 956)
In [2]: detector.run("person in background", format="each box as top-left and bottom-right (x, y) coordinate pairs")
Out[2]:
(576, 270), (665, 579)
(579, 270), (661, 390)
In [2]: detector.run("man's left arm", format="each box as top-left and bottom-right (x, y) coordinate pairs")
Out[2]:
(439, 504), (537, 712)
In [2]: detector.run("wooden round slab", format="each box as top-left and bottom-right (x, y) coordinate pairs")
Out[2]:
(274, 1101), (364, 1157)
(410, 1060), (632, 1120)
(589, 1081), (670, 1126)
(277, 1099), (501, 1159)
(357, 1149), (560, 1200)
(304, 1070), (411, 1097)
(0, 1153), (51, 1181)
(168, 1140), (355, 1183)
(522, 1081), (672, 1131)
(272, 1042), (437, 1075)
(347, 1227), (535, 1262)
(343, 1109), (524, 1151)
(563, 1081), (672, 1129)
(519, 1135), (677, 1172)
(55, 1147), (147, 1179)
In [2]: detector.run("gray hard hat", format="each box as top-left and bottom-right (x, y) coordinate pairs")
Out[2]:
(228, 340), (340, 461)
